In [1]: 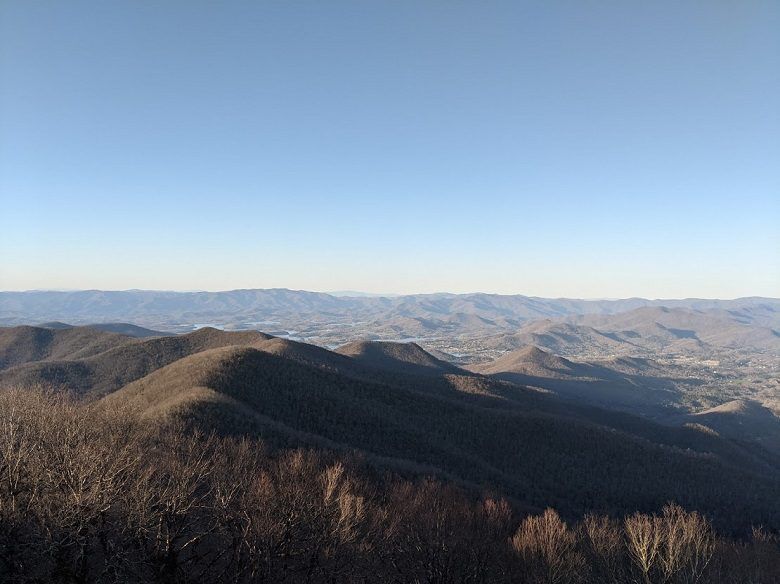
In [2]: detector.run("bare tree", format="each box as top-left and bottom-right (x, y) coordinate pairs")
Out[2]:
(624, 511), (663, 584)
(580, 514), (626, 584)
(1, 386), (778, 584)
(511, 508), (586, 584)
(657, 503), (714, 584)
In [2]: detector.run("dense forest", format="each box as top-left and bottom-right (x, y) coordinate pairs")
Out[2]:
(1, 387), (778, 583)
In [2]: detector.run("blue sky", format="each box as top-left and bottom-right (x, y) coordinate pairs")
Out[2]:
(1, 1), (778, 298)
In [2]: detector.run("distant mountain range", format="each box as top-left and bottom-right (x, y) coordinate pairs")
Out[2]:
(482, 305), (780, 355)
(1, 289), (778, 344)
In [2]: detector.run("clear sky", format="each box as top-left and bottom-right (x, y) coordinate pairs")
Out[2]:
(1, 1), (778, 298)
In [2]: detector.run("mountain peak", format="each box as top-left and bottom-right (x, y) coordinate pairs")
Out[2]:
(336, 340), (462, 376)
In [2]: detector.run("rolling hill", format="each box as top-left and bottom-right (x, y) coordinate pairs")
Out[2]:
(0, 325), (133, 368)
(0, 326), (272, 397)
(468, 345), (684, 412)
(335, 340), (465, 376)
(482, 306), (780, 356)
(572, 306), (780, 352)
(2, 323), (779, 532)
(102, 343), (780, 530)
(688, 399), (780, 453)
(471, 345), (592, 378)
(38, 321), (172, 337)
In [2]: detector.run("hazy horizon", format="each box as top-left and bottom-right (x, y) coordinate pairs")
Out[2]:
(1, 286), (777, 303)
(2, 2), (779, 297)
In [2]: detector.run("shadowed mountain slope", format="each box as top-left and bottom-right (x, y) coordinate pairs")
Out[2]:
(469, 345), (689, 413)
(689, 399), (780, 453)
(0, 325), (134, 369)
(0, 326), (470, 399)
(0, 326), (272, 397)
(104, 345), (780, 531)
(335, 340), (466, 376)
(36, 321), (75, 330)
(0, 326), (469, 398)
(2, 324), (778, 531)
(596, 355), (669, 376)
(37, 321), (171, 338)
(471, 345), (591, 378)
(85, 322), (173, 337)
(258, 337), (359, 371)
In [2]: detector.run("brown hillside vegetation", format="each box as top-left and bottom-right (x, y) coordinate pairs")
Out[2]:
(470, 345), (589, 378)
(690, 399), (780, 453)
(484, 321), (631, 355)
(1, 325), (779, 533)
(1, 387), (778, 584)
(0, 325), (133, 368)
(574, 306), (780, 351)
(37, 321), (173, 338)
(97, 345), (780, 532)
(2, 324), (780, 582)
(0, 326), (272, 397)
(257, 337), (367, 376)
(335, 340), (465, 376)
(469, 345), (685, 412)
(84, 322), (173, 337)
(0, 327), (464, 397)
(482, 306), (780, 356)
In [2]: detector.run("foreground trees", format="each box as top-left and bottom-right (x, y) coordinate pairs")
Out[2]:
(0, 387), (777, 583)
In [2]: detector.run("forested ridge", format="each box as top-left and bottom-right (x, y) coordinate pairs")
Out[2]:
(1, 388), (779, 583)
(106, 345), (780, 530)
(1, 326), (779, 582)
